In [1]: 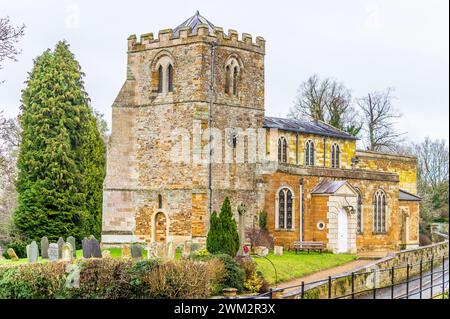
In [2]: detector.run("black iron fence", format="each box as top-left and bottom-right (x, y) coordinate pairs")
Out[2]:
(245, 256), (448, 299)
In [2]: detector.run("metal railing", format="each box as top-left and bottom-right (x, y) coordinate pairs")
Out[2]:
(244, 255), (448, 299)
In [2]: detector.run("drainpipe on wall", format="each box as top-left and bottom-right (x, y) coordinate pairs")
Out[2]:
(208, 41), (217, 214)
(299, 177), (303, 242)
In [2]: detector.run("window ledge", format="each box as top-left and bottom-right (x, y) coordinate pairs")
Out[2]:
(274, 228), (295, 232)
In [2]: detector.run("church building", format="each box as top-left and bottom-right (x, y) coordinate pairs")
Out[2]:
(101, 12), (420, 253)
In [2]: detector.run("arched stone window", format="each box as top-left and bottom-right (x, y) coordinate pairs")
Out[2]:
(276, 187), (294, 229)
(224, 57), (240, 96)
(373, 189), (387, 233)
(305, 140), (315, 166)
(278, 136), (288, 163)
(355, 188), (363, 233)
(331, 143), (340, 168)
(154, 55), (174, 94)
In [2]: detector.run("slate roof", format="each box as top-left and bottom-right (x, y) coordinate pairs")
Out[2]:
(174, 11), (215, 37)
(311, 180), (348, 194)
(399, 189), (422, 201)
(264, 116), (358, 140)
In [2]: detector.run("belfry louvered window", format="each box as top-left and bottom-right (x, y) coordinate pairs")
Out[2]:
(277, 188), (293, 229)
(305, 140), (315, 166)
(373, 189), (387, 233)
(278, 137), (288, 163)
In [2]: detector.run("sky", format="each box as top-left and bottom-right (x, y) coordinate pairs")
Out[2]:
(0, 0), (448, 144)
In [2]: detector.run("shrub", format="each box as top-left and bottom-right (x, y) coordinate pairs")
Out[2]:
(142, 260), (211, 298)
(245, 227), (274, 250)
(236, 256), (265, 293)
(259, 210), (267, 230)
(2, 240), (27, 259)
(219, 198), (240, 257)
(419, 234), (432, 246)
(206, 211), (222, 254)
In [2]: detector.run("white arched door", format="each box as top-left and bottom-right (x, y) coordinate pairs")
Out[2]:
(337, 208), (348, 253)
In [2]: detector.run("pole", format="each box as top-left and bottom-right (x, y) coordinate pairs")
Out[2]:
(391, 266), (395, 299)
(372, 269), (376, 299)
(351, 272), (355, 299)
(419, 260), (423, 299)
(430, 257), (434, 297)
(328, 276), (332, 299)
(406, 264), (410, 299)
(301, 281), (305, 299)
(299, 177), (303, 242)
(442, 256), (445, 296)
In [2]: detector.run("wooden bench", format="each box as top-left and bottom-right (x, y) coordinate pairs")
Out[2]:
(292, 241), (324, 254)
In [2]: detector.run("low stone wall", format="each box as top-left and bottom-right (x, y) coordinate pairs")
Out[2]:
(286, 240), (449, 299)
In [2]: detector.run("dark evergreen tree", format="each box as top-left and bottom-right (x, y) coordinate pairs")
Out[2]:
(14, 41), (105, 242)
(218, 197), (240, 257)
(206, 210), (222, 254)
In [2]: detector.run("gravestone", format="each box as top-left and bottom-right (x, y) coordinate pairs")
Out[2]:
(102, 250), (111, 258)
(255, 246), (269, 257)
(82, 237), (90, 258)
(274, 245), (283, 256)
(57, 237), (65, 259)
(41, 237), (49, 259)
(130, 245), (143, 260)
(147, 242), (157, 259)
(166, 241), (175, 260)
(67, 236), (76, 258)
(61, 243), (73, 261)
(0, 246), (4, 260)
(156, 242), (166, 259)
(48, 243), (59, 261)
(182, 241), (192, 258)
(122, 245), (131, 258)
(7, 248), (19, 261)
(28, 241), (39, 263)
(89, 237), (102, 258)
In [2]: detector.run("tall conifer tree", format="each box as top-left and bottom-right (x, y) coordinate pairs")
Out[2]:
(14, 41), (105, 242)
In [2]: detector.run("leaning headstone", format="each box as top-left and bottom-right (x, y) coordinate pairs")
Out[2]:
(122, 245), (131, 258)
(89, 237), (102, 258)
(7, 248), (19, 261)
(182, 241), (192, 258)
(67, 236), (76, 258)
(28, 241), (39, 263)
(166, 241), (175, 260)
(82, 237), (90, 258)
(41, 237), (49, 259)
(274, 245), (283, 256)
(57, 237), (64, 259)
(61, 243), (73, 261)
(48, 243), (59, 261)
(131, 244), (143, 260)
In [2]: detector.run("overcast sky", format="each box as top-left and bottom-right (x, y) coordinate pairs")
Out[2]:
(1, 0), (448, 143)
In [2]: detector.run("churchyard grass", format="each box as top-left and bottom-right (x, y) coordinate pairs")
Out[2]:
(254, 251), (356, 284)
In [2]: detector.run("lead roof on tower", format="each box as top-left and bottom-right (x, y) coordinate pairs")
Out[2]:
(173, 10), (215, 37)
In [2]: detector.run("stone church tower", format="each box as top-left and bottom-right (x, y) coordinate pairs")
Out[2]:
(102, 12), (266, 246)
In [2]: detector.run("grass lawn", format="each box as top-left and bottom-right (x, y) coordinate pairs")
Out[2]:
(1, 247), (183, 266)
(254, 251), (356, 285)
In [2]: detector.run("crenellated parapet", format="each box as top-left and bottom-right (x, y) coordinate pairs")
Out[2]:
(127, 25), (265, 54)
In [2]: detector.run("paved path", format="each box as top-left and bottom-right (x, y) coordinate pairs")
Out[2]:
(356, 259), (449, 299)
(275, 259), (375, 292)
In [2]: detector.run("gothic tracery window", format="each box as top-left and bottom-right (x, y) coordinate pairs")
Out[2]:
(155, 55), (174, 94)
(305, 140), (315, 166)
(331, 143), (340, 168)
(277, 188), (293, 229)
(224, 58), (240, 96)
(278, 136), (288, 163)
(373, 189), (387, 233)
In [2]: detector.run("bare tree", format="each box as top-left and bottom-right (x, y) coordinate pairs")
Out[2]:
(0, 16), (25, 72)
(289, 74), (361, 135)
(414, 138), (449, 189)
(356, 88), (404, 152)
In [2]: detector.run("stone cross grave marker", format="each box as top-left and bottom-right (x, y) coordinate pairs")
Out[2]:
(67, 236), (76, 257)
(28, 241), (39, 263)
(48, 243), (59, 261)
(131, 244), (143, 260)
(62, 242), (73, 261)
(82, 237), (90, 258)
(57, 237), (65, 259)
(89, 237), (102, 258)
(41, 237), (49, 259)
(7, 248), (19, 261)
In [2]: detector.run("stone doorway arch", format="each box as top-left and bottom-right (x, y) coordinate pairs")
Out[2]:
(152, 211), (169, 243)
